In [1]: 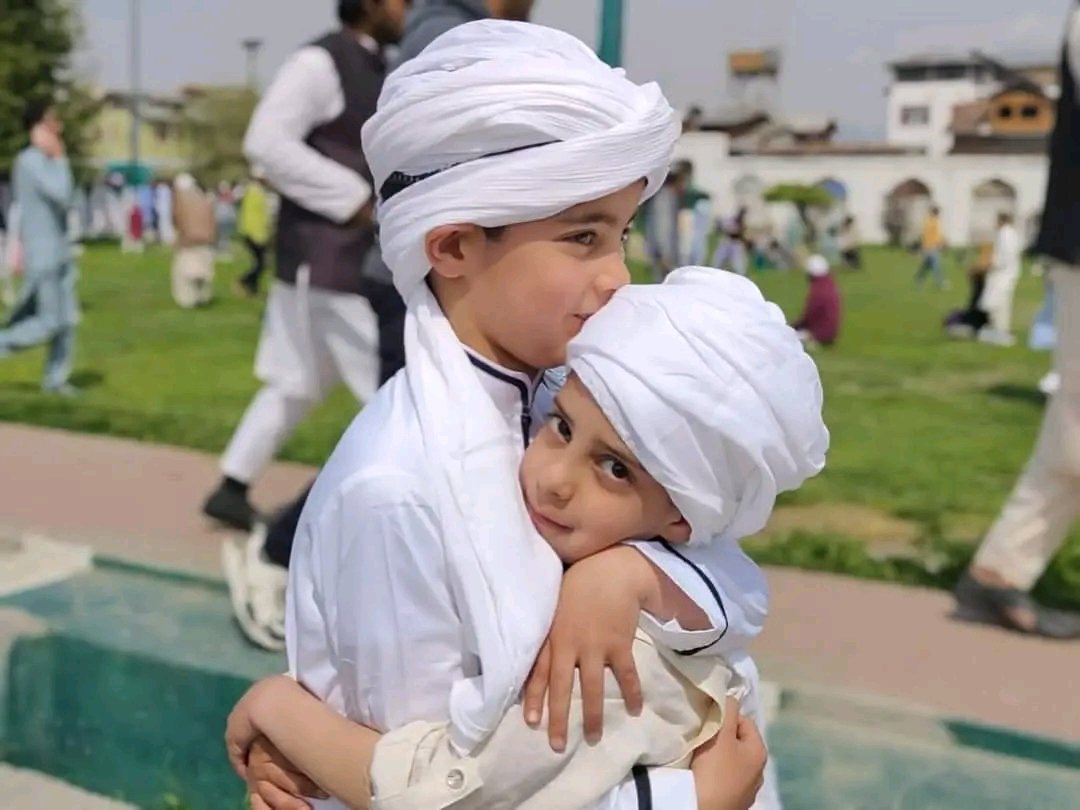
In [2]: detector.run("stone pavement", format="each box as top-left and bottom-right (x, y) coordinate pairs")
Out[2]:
(0, 764), (135, 809)
(1, 422), (1078, 745)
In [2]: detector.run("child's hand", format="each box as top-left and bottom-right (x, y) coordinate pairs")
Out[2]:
(522, 546), (649, 752)
(247, 736), (329, 810)
(691, 697), (767, 810)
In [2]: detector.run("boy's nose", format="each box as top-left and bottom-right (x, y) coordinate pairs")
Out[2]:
(592, 256), (632, 306)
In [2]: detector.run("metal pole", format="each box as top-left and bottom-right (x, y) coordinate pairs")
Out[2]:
(242, 38), (264, 90)
(598, 0), (624, 68)
(129, 0), (141, 169)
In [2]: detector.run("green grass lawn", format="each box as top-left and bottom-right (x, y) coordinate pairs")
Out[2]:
(1, 243), (1077, 607)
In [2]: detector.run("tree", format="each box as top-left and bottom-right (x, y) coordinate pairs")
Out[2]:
(0, 0), (100, 180)
(181, 86), (259, 187)
(764, 183), (835, 244)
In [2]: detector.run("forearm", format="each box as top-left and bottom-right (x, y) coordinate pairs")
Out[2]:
(607, 545), (709, 630)
(252, 678), (381, 810)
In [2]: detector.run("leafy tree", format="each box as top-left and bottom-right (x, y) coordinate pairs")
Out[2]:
(181, 86), (259, 187)
(0, 0), (100, 180)
(764, 183), (835, 244)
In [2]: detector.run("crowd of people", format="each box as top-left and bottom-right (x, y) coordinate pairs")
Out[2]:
(2, 1), (1078, 808)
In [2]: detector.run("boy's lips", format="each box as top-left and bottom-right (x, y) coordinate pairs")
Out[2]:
(525, 498), (572, 534)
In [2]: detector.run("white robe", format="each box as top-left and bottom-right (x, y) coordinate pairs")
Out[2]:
(981, 223), (1022, 333)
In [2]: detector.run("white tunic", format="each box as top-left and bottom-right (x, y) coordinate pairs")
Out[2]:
(287, 349), (775, 808)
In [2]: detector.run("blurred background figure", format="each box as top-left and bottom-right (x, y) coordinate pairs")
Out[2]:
(214, 181), (238, 262)
(155, 178), (175, 247)
(0, 101), (79, 396)
(944, 239), (992, 339)
(643, 164), (685, 280)
(793, 254), (842, 349)
(712, 205), (750, 276)
(955, 2), (1080, 639)
(977, 212), (1022, 346)
(236, 170), (272, 297)
(0, 199), (16, 307)
(914, 205), (947, 289)
(838, 215), (861, 270)
(170, 173), (217, 309)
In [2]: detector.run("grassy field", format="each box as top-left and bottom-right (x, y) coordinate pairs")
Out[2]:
(1, 243), (1077, 607)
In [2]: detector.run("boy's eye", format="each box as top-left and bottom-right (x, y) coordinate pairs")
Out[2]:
(548, 414), (572, 442)
(598, 457), (631, 482)
(620, 228), (631, 244)
(568, 231), (597, 246)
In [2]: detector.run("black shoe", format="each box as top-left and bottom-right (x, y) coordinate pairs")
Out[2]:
(203, 482), (257, 531)
(954, 572), (1080, 639)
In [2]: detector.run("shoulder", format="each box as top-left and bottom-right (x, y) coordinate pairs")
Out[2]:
(275, 45), (337, 85)
(306, 376), (433, 517)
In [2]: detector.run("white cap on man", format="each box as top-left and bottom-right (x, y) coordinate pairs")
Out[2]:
(806, 254), (830, 277)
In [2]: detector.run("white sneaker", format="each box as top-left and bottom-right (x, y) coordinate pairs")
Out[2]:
(1039, 371), (1061, 397)
(978, 328), (1016, 347)
(222, 523), (288, 652)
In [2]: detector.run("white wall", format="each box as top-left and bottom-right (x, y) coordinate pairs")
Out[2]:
(886, 79), (982, 157)
(675, 133), (1049, 246)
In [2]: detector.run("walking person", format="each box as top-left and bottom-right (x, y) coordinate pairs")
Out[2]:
(236, 171), (272, 297)
(914, 206), (948, 289)
(0, 102), (80, 396)
(954, 2), (1080, 639)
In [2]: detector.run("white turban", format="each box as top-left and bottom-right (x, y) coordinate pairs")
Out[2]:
(569, 267), (829, 545)
(363, 19), (680, 300)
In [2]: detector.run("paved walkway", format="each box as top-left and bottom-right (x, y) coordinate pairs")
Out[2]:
(0, 764), (134, 809)
(1, 423), (1078, 743)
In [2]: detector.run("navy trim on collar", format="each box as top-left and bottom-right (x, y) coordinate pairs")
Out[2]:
(659, 540), (729, 656)
(466, 353), (540, 448)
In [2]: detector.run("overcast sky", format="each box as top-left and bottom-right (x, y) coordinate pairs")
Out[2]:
(79, 0), (1075, 137)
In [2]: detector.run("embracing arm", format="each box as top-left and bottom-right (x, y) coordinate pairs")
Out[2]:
(231, 676), (381, 810)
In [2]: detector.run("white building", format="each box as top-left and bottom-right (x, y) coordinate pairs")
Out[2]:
(886, 54), (997, 157)
(678, 51), (1057, 248)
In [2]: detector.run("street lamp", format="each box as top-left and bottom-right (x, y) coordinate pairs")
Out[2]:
(242, 38), (264, 90)
(129, 0), (142, 168)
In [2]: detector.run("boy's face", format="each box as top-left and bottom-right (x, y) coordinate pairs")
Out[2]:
(430, 182), (643, 373)
(519, 374), (690, 564)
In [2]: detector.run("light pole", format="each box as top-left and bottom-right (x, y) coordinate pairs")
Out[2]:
(598, 0), (624, 68)
(242, 38), (264, 90)
(129, 0), (142, 169)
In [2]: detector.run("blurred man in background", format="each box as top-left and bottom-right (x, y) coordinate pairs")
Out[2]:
(0, 102), (79, 397)
(955, 2), (1080, 639)
(221, 0), (536, 652)
(170, 173), (217, 309)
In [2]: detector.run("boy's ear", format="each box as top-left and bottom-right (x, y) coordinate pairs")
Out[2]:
(658, 515), (692, 545)
(425, 223), (483, 280)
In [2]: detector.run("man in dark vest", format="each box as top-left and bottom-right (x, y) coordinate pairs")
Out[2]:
(219, 0), (537, 652)
(955, 3), (1080, 639)
(207, 0), (409, 649)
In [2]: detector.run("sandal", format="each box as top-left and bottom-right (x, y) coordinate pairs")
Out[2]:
(954, 572), (1080, 640)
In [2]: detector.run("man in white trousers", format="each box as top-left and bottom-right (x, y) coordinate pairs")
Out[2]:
(955, 2), (1080, 639)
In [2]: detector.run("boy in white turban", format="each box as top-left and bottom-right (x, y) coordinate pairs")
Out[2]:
(227, 268), (828, 809)
(227, 20), (820, 810)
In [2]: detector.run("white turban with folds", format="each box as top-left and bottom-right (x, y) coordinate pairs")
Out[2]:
(363, 19), (680, 301)
(570, 267), (829, 546)
(360, 20), (681, 755)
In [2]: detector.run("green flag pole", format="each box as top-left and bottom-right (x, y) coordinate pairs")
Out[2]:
(598, 0), (624, 68)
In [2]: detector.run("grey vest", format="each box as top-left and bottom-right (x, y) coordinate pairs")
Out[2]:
(275, 31), (385, 294)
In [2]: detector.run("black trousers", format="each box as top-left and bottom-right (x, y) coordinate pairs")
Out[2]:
(262, 279), (405, 570)
(240, 238), (268, 292)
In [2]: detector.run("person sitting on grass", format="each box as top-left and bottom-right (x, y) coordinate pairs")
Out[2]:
(792, 254), (842, 348)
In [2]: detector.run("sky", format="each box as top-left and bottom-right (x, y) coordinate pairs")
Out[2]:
(79, 0), (1076, 138)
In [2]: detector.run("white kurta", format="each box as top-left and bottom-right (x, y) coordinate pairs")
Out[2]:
(287, 351), (772, 810)
(981, 223), (1023, 333)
